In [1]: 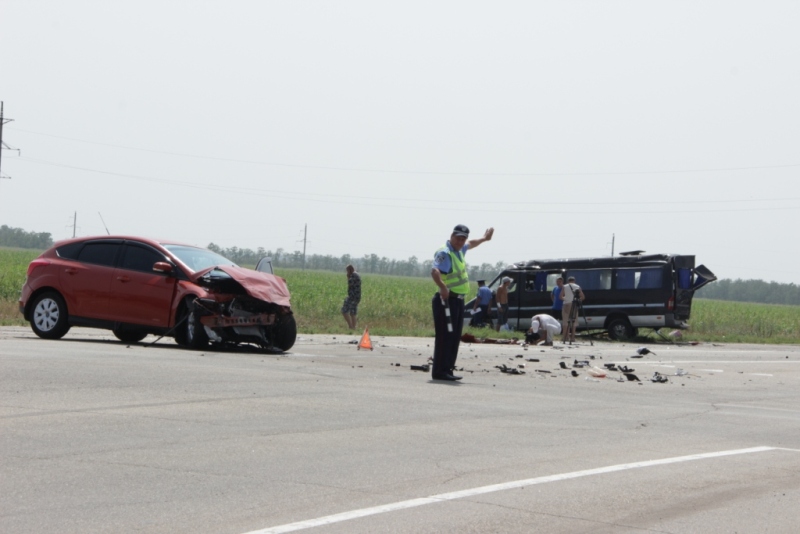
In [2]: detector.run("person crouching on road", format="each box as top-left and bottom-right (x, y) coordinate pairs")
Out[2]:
(526, 314), (561, 346)
(431, 224), (494, 382)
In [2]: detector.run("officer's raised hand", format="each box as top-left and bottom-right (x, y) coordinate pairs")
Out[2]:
(468, 227), (494, 249)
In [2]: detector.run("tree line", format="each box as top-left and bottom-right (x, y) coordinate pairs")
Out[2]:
(696, 278), (800, 306)
(0, 225), (54, 249)
(2, 226), (797, 306)
(206, 243), (508, 282)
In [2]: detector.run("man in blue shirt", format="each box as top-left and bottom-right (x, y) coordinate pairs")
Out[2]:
(470, 280), (493, 327)
(551, 276), (564, 320)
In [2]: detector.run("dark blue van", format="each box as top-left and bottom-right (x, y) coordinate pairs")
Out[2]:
(470, 252), (716, 340)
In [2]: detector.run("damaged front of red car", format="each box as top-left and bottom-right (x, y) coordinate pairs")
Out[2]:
(174, 265), (296, 352)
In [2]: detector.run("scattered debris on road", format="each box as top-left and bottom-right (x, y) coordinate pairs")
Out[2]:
(461, 333), (521, 344)
(496, 364), (525, 375)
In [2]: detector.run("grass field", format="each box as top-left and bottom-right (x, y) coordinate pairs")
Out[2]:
(0, 248), (39, 324)
(687, 298), (800, 343)
(2, 248), (799, 343)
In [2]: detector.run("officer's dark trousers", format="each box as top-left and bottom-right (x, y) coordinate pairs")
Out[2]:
(432, 293), (465, 377)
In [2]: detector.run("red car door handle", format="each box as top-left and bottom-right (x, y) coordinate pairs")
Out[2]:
(64, 268), (77, 275)
(116, 276), (131, 283)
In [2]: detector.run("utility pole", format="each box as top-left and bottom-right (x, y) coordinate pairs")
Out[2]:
(611, 233), (615, 257)
(72, 212), (77, 238)
(302, 223), (307, 271)
(0, 101), (20, 180)
(295, 224), (309, 270)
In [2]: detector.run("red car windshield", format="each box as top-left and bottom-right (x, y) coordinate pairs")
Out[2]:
(163, 245), (238, 273)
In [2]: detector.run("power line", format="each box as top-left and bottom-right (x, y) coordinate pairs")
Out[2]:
(13, 155), (800, 211)
(0, 102), (21, 180)
(9, 126), (800, 177)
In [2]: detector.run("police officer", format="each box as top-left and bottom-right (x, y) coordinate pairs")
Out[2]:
(430, 224), (494, 381)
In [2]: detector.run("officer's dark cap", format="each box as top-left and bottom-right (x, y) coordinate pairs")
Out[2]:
(452, 224), (470, 237)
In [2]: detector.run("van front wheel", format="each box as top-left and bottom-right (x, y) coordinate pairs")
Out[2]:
(608, 318), (635, 341)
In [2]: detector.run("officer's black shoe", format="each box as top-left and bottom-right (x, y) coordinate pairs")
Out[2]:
(450, 374), (463, 380)
(432, 374), (459, 381)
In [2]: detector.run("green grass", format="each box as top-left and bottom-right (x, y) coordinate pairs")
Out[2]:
(0, 248), (39, 301)
(2, 248), (800, 343)
(278, 268), (436, 336)
(671, 299), (800, 344)
(277, 268), (511, 338)
(0, 248), (40, 325)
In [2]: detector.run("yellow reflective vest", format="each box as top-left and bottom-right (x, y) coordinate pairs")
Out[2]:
(437, 244), (470, 295)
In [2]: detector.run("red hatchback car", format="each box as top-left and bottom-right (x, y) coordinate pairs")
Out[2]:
(19, 236), (296, 351)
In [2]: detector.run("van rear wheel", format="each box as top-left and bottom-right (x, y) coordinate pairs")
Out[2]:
(608, 318), (635, 341)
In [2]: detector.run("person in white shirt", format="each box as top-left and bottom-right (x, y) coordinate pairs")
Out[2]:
(527, 314), (562, 346)
(560, 276), (585, 342)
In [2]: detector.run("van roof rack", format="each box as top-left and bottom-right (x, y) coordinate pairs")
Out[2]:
(619, 250), (645, 256)
(509, 253), (674, 271)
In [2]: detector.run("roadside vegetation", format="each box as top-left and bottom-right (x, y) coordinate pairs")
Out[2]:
(276, 269), (800, 344)
(2, 248), (799, 343)
(0, 248), (39, 325)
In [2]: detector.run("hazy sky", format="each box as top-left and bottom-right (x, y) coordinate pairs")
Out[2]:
(2, 1), (798, 284)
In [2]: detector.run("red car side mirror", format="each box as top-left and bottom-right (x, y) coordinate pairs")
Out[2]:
(153, 262), (173, 274)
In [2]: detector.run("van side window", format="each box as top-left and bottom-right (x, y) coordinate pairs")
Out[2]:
(637, 268), (663, 289)
(490, 278), (517, 294)
(545, 273), (561, 290)
(524, 272), (548, 292)
(616, 268), (663, 289)
(567, 269), (612, 290)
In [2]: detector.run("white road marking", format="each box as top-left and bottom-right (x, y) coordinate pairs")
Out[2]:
(244, 446), (787, 534)
(612, 361), (799, 364)
(717, 404), (797, 414)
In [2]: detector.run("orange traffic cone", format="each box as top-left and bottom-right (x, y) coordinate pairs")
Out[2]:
(358, 327), (373, 351)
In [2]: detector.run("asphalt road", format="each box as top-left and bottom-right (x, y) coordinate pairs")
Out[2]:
(2, 326), (799, 533)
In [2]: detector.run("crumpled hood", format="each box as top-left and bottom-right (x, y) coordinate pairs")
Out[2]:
(193, 265), (291, 307)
